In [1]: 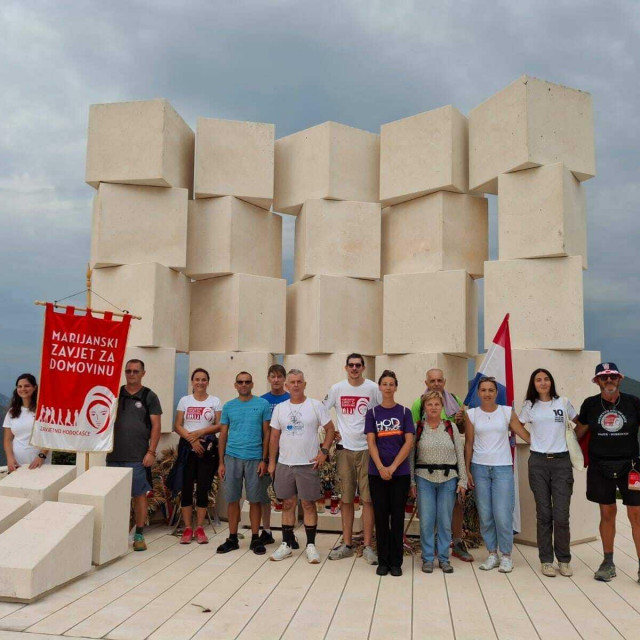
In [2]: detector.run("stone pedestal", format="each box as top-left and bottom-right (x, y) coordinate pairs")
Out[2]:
(0, 466), (77, 508)
(0, 497), (32, 534)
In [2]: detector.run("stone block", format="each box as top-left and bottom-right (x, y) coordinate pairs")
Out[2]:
(0, 497), (32, 534)
(274, 122), (380, 215)
(484, 257), (584, 350)
(0, 501), (94, 602)
(286, 276), (382, 355)
(92, 263), (191, 352)
(59, 466), (132, 565)
(90, 183), (188, 271)
(0, 465), (77, 508)
(375, 354), (468, 410)
(189, 352), (275, 404)
(86, 99), (194, 191)
(383, 271), (477, 357)
(381, 192), (488, 278)
(469, 75), (595, 194)
(317, 509), (362, 533)
(194, 117), (274, 209)
(76, 453), (106, 476)
(498, 163), (587, 268)
(294, 200), (381, 280)
(380, 105), (468, 206)
(240, 502), (285, 529)
(190, 275), (286, 352)
(185, 197), (282, 280)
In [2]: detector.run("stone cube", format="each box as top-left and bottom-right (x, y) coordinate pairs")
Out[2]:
(498, 163), (587, 268)
(0, 465), (77, 508)
(317, 509), (363, 533)
(383, 271), (477, 357)
(240, 502), (284, 529)
(381, 192), (488, 278)
(274, 122), (380, 215)
(194, 118), (274, 209)
(190, 274), (286, 352)
(185, 197), (282, 280)
(286, 276), (382, 355)
(484, 257), (584, 350)
(0, 501), (94, 602)
(294, 200), (381, 280)
(59, 466), (132, 565)
(92, 263), (191, 352)
(86, 99), (194, 191)
(380, 105), (468, 206)
(469, 75), (595, 194)
(0, 497), (32, 534)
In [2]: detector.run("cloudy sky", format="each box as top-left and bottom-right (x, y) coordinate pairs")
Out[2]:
(1, 0), (639, 397)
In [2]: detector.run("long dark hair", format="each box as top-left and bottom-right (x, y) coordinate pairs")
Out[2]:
(525, 368), (558, 406)
(9, 373), (38, 419)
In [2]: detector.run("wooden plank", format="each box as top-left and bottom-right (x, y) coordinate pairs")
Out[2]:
(368, 558), (412, 640)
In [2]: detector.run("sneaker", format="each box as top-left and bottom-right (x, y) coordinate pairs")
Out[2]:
(451, 539), (474, 562)
(250, 538), (267, 555)
(270, 542), (292, 561)
(216, 537), (240, 554)
(258, 529), (275, 545)
(194, 527), (208, 544)
(498, 555), (513, 573)
(479, 553), (500, 571)
(306, 543), (321, 564)
(328, 544), (355, 560)
(376, 565), (390, 576)
(422, 561), (434, 573)
(558, 562), (573, 577)
(440, 560), (454, 573)
(390, 566), (402, 577)
(291, 535), (300, 550)
(133, 533), (147, 552)
(362, 546), (378, 565)
(541, 563), (556, 577)
(180, 528), (193, 544)
(594, 561), (616, 582)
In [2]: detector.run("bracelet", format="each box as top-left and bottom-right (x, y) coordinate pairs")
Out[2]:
(147, 450), (156, 456)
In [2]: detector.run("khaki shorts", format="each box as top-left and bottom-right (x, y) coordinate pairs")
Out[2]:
(337, 448), (371, 503)
(274, 463), (322, 501)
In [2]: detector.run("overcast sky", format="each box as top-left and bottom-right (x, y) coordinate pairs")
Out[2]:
(1, 0), (639, 396)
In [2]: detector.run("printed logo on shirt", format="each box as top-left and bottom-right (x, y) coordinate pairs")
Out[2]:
(340, 396), (370, 416)
(185, 406), (213, 423)
(599, 410), (626, 433)
(285, 410), (305, 437)
(376, 417), (403, 437)
(552, 409), (564, 423)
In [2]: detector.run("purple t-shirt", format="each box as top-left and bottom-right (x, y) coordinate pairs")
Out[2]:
(364, 404), (415, 477)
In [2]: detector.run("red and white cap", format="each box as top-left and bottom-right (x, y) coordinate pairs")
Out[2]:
(592, 362), (623, 382)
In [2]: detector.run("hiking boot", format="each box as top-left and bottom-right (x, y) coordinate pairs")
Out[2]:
(250, 538), (266, 555)
(180, 528), (193, 544)
(594, 561), (616, 582)
(422, 561), (434, 573)
(270, 542), (292, 561)
(362, 546), (378, 565)
(306, 543), (321, 564)
(194, 527), (208, 544)
(133, 533), (147, 552)
(451, 539), (474, 562)
(541, 563), (556, 577)
(258, 529), (275, 545)
(376, 565), (390, 576)
(291, 535), (300, 550)
(440, 560), (454, 573)
(390, 566), (402, 577)
(479, 553), (500, 571)
(328, 544), (354, 560)
(216, 537), (240, 554)
(498, 555), (513, 573)
(558, 562), (573, 577)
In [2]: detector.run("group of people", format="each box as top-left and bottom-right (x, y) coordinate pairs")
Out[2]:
(4, 357), (640, 585)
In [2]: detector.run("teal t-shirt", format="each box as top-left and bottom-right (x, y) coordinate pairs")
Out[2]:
(221, 396), (271, 460)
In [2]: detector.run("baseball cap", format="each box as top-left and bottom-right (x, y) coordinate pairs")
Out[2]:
(593, 362), (623, 382)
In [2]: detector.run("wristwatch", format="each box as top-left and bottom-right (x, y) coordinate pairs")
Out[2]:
(320, 447), (329, 456)
(38, 452), (47, 459)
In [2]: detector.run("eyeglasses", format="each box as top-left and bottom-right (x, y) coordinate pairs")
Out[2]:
(347, 363), (363, 369)
(125, 369), (142, 374)
(236, 380), (252, 385)
(598, 374), (620, 381)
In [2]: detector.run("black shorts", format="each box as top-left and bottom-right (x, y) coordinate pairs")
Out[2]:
(586, 460), (640, 507)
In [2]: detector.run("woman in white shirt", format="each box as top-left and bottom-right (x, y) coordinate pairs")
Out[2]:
(3, 373), (50, 471)
(517, 368), (580, 578)
(174, 368), (222, 545)
(465, 377), (530, 573)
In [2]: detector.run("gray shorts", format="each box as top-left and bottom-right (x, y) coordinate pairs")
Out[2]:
(107, 461), (151, 498)
(224, 455), (270, 504)
(274, 463), (322, 501)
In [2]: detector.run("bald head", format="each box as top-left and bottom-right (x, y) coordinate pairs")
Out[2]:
(425, 368), (446, 393)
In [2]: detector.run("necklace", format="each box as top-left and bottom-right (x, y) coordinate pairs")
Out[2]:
(601, 394), (620, 412)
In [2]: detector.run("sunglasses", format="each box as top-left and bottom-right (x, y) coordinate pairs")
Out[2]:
(598, 374), (620, 381)
(347, 363), (363, 369)
(236, 380), (252, 385)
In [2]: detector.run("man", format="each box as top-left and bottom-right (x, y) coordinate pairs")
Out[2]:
(324, 353), (381, 563)
(217, 372), (271, 555)
(106, 359), (162, 552)
(268, 369), (335, 563)
(575, 362), (640, 583)
(259, 364), (290, 547)
(410, 368), (473, 562)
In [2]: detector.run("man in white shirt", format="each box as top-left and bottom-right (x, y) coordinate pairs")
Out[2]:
(324, 353), (382, 564)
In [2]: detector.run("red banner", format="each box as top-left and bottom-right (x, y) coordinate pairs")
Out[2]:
(31, 304), (132, 452)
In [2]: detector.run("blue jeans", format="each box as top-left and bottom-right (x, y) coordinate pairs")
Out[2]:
(416, 475), (457, 563)
(471, 463), (514, 554)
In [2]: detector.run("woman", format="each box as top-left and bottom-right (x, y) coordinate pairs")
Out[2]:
(3, 373), (50, 471)
(412, 390), (467, 574)
(174, 368), (222, 544)
(465, 377), (530, 573)
(517, 368), (580, 578)
(365, 370), (415, 577)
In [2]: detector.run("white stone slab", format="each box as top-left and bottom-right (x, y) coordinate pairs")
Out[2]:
(59, 466), (132, 566)
(185, 196), (282, 280)
(86, 99), (194, 191)
(274, 121), (380, 215)
(240, 502), (285, 530)
(195, 117), (274, 209)
(383, 271), (477, 357)
(317, 509), (363, 533)
(190, 274), (286, 352)
(0, 465), (77, 508)
(286, 276), (382, 355)
(484, 257), (584, 350)
(469, 75), (595, 194)
(0, 501), (94, 602)
(380, 105), (468, 206)
(90, 183), (188, 271)
(381, 192), (488, 278)
(0, 497), (32, 534)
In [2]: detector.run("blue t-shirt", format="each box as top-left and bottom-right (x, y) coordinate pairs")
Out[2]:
(364, 404), (415, 477)
(221, 396), (271, 460)
(261, 391), (291, 419)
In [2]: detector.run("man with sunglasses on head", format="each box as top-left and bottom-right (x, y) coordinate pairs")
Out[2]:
(324, 353), (382, 564)
(575, 362), (640, 583)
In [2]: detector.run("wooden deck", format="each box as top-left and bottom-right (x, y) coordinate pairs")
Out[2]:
(1, 509), (638, 639)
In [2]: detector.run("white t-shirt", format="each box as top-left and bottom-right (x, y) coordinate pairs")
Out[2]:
(519, 397), (577, 454)
(3, 407), (51, 466)
(324, 379), (381, 451)
(468, 405), (513, 466)
(176, 395), (222, 434)
(271, 398), (331, 465)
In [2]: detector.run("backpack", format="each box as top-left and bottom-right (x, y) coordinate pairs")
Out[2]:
(415, 418), (455, 445)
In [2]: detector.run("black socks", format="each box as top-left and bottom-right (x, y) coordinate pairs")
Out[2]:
(135, 526), (144, 535)
(282, 524), (295, 546)
(305, 525), (317, 545)
(229, 533), (239, 542)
